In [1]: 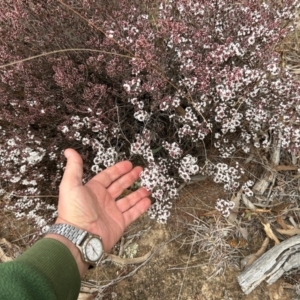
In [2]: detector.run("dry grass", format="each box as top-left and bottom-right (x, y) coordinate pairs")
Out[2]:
(0, 202), (39, 260)
(280, 11), (300, 80)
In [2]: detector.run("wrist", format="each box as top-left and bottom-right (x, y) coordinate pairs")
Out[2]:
(45, 221), (105, 277)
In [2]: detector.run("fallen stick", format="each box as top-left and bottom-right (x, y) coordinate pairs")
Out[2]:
(273, 165), (298, 171)
(237, 235), (300, 294)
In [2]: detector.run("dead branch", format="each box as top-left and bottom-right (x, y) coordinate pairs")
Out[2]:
(262, 222), (280, 245)
(237, 235), (300, 294)
(273, 165), (298, 171)
(276, 228), (300, 236)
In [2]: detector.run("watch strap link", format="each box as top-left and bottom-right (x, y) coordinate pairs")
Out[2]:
(47, 223), (87, 246)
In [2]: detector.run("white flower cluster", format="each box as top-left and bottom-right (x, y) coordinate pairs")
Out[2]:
(128, 97), (151, 122)
(208, 42), (244, 66)
(282, 125), (300, 153)
(23, 147), (46, 166)
(61, 114), (122, 172)
(215, 198), (235, 218)
(2, 0), (300, 229)
(141, 160), (177, 223)
(159, 0), (300, 157)
(178, 107), (209, 142)
(148, 200), (172, 224)
(131, 129), (182, 223)
(91, 139), (118, 173)
(140, 162), (170, 192)
(179, 154), (199, 181)
(241, 180), (254, 197)
(0, 128), (59, 229)
(1, 143), (46, 172)
(123, 78), (142, 94)
(162, 141), (183, 159)
(5, 194), (52, 229)
(222, 110), (243, 134)
(214, 133), (238, 158)
(131, 129), (154, 161)
(159, 94), (180, 111)
(237, 130), (252, 153)
(212, 162), (242, 191)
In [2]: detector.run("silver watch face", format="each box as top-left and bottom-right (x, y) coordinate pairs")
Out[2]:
(85, 237), (103, 262)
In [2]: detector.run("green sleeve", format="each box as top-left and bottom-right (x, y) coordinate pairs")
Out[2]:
(0, 238), (81, 300)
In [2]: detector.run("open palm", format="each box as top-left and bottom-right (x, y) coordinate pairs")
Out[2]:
(56, 148), (151, 252)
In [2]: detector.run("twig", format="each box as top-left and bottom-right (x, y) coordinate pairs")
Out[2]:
(276, 215), (289, 230)
(262, 222), (280, 245)
(276, 227), (300, 236)
(0, 48), (132, 69)
(168, 263), (206, 271)
(118, 237), (125, 257)
(273, 165), (299, 171)
(125, 226), (152, 240)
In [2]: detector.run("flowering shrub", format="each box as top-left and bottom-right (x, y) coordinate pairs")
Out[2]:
(1, 0), (300, 226)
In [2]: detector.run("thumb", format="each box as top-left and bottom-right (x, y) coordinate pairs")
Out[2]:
(59, 148), (84, 191)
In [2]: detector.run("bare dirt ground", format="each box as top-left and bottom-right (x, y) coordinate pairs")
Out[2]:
(0, 179), (299, 299)
(82, 180), (299, 300)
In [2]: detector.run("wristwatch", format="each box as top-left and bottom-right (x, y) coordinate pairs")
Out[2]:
(47, 223), (104, 266)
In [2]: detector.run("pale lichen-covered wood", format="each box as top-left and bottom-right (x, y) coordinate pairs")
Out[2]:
(252, 133), (281, 198)
(237, 235), (300, 294)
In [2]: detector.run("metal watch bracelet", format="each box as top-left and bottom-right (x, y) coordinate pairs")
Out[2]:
(46, 223), (104, 266)
(47, 223), (88, 247)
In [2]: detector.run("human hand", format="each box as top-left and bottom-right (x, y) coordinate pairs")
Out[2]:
(55, 148), (151, 252)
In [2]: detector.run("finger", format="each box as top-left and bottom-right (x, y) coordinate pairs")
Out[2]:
(116, 187), (151, 213)
(107, 166), (143, 199)
(122, 198), (151, 227)
(91, 160), (133, 188)
(59, 148), (83, 191)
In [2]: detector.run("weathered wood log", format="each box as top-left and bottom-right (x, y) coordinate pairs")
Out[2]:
(237, 235), (300, 295)
(252, 170), (275, 196)
(252, 133), (281, 197)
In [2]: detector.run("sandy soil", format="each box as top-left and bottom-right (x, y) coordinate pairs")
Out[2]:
(83, 180), (298, 300)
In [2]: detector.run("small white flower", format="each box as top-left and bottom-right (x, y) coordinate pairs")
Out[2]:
(123, 84), (131, 92)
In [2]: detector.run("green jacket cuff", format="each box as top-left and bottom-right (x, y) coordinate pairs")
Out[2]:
(15, 238), (81, 300)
